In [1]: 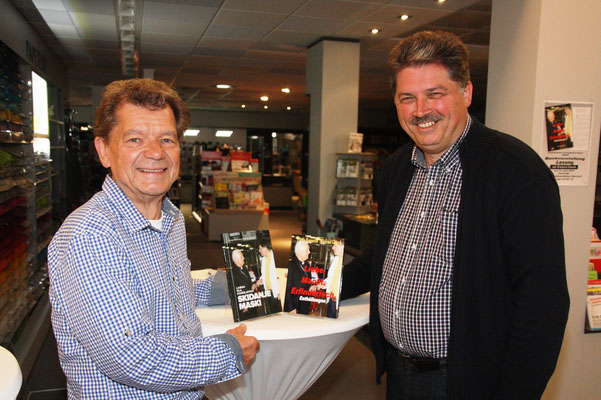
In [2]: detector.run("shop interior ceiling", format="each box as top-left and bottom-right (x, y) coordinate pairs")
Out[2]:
(10, 0), (491, 113)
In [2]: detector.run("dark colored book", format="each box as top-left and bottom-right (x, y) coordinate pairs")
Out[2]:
(222, 230), (283, 322)
(284, 235), (344, 319)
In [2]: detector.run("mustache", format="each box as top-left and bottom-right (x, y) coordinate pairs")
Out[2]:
(411, 114), (442, 125)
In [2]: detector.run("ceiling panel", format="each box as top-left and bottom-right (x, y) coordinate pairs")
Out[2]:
(295, 0), (383, 20)
(10, 0), (493, 113)
(211, 9), (288, 28)
(222, 0), (306, 14)
(70, 12), (118, 41)
(277, 16), (347, 35)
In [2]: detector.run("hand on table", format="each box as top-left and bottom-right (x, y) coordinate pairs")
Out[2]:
(227, 323), (260, 366)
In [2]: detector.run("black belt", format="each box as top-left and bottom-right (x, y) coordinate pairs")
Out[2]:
(397, 350), (447, 372)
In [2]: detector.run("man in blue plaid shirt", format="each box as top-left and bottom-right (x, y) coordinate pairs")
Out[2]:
(48, 78), (259, 399)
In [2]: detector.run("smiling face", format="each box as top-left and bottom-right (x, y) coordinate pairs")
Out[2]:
(94, 103), (180, 218)
(394, 63), (472, 166)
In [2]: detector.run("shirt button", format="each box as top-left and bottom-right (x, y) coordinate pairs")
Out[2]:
(420, 211), (426, 218)
(124, 329), (131, 337)
(172, 276), (176, 282)
(180, 313), (184, 320)
(429, 179), (435, 186)
(402, 277), (406, 284)
(394, 311), (400, 318)
(411, 244), (417, 250)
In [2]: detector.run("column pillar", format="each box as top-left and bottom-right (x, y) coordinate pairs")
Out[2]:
(486, 1), (601, 398)
(305, 39), (360, 235)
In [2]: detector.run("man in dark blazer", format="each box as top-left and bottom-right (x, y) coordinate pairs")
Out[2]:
(341, 31), (569, 400)
(231, 249), (259, 319)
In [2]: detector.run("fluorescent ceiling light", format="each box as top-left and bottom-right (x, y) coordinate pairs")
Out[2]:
(216, 84), (232, 89)
(370, 28), (380, 34)
(399, 14), (410, 21)
(281, 88), (290, 93)
(260, 96), (269, 102)
(184, 129), (199, 136)
(241, 104), (246, 108)
(216, 130), (233, 137)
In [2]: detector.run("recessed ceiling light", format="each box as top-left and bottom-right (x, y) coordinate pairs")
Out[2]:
(370, 28), (380, 34)
(215, 84), (232, 89)
(281, 88), (291, 93)
(286, 106), (291, 111)
(215, 130), (233, 137)
(436, 0), (446, 3)
(241, 104), (246, 108)
(271, 132), (277, 138)
(264, 105), (269, 109)
(260, 95), (269, 101)
(399, 14), (410, 21)
(184, 129), (200, 136)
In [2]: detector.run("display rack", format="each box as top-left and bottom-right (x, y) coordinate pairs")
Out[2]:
(0, 42), (49, 346)
(334, 152), (375, 215)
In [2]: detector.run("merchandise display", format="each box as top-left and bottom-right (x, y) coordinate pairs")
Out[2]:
(284, 234), (344, 319)
(0, 42), (48, 343)
(334, 152), (374, 215)
(222, 230), (282, 321)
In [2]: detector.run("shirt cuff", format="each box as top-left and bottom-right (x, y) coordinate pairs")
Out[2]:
(213, 333), (245, 373)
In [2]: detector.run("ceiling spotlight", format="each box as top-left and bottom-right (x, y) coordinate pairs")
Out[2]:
(260, 96), (269, 102)
(370, 28), (380, 34)
(436, 0), (446, 3)
(286, 106), (291, 111)
(216, 84), (232, 89)
(271, 132), (277, 138)
(264, 105), (269, 109)
(281, 88), (291, 94)
(399, 14), (410, 21)
(241, 104), (246, 108)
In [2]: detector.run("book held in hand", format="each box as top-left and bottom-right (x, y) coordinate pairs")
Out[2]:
(284, 235), (344, 318)
(222, 230), (282, 322)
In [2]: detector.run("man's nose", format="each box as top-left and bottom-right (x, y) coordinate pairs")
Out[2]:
(144, 139), (164, 159)
(414, 97), (431, 117)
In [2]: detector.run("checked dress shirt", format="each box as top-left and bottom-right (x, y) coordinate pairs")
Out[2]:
(379, 117), (471, 359)
(48, 176), (243, 399)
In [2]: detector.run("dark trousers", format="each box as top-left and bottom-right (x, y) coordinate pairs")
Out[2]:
(385, 346), (447, 400)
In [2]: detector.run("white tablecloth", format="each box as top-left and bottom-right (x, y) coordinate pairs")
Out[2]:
(0, 346), (22, 400)
(192, 268), (369, 400)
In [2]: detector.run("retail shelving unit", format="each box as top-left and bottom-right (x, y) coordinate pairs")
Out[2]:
(334, 152), (375, 215)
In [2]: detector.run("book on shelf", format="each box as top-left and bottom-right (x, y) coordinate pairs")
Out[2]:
(222, 230), (282, 322)
(284, 235), (344, 319)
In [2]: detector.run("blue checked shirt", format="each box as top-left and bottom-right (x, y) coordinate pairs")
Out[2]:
(48, 176), (243, 399)
(379, 116), (471, 358)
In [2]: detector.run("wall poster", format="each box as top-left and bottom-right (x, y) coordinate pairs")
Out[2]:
(541, 101), (594, 186)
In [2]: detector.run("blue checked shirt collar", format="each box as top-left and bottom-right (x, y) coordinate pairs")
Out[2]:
(103, 175), (179, 234)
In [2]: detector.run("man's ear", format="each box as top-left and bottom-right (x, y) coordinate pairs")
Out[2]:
(463, 81), (473, 108)
(94, 136), (111, 169)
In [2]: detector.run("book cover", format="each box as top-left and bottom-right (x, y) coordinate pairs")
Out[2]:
(222, 230), (282, 322)
(284, 235), (344, 318)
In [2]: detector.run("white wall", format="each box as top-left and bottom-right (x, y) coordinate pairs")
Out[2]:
(487, 1), (601, 398)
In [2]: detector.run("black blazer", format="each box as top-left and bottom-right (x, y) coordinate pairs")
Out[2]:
(342, 118), (569, 399)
